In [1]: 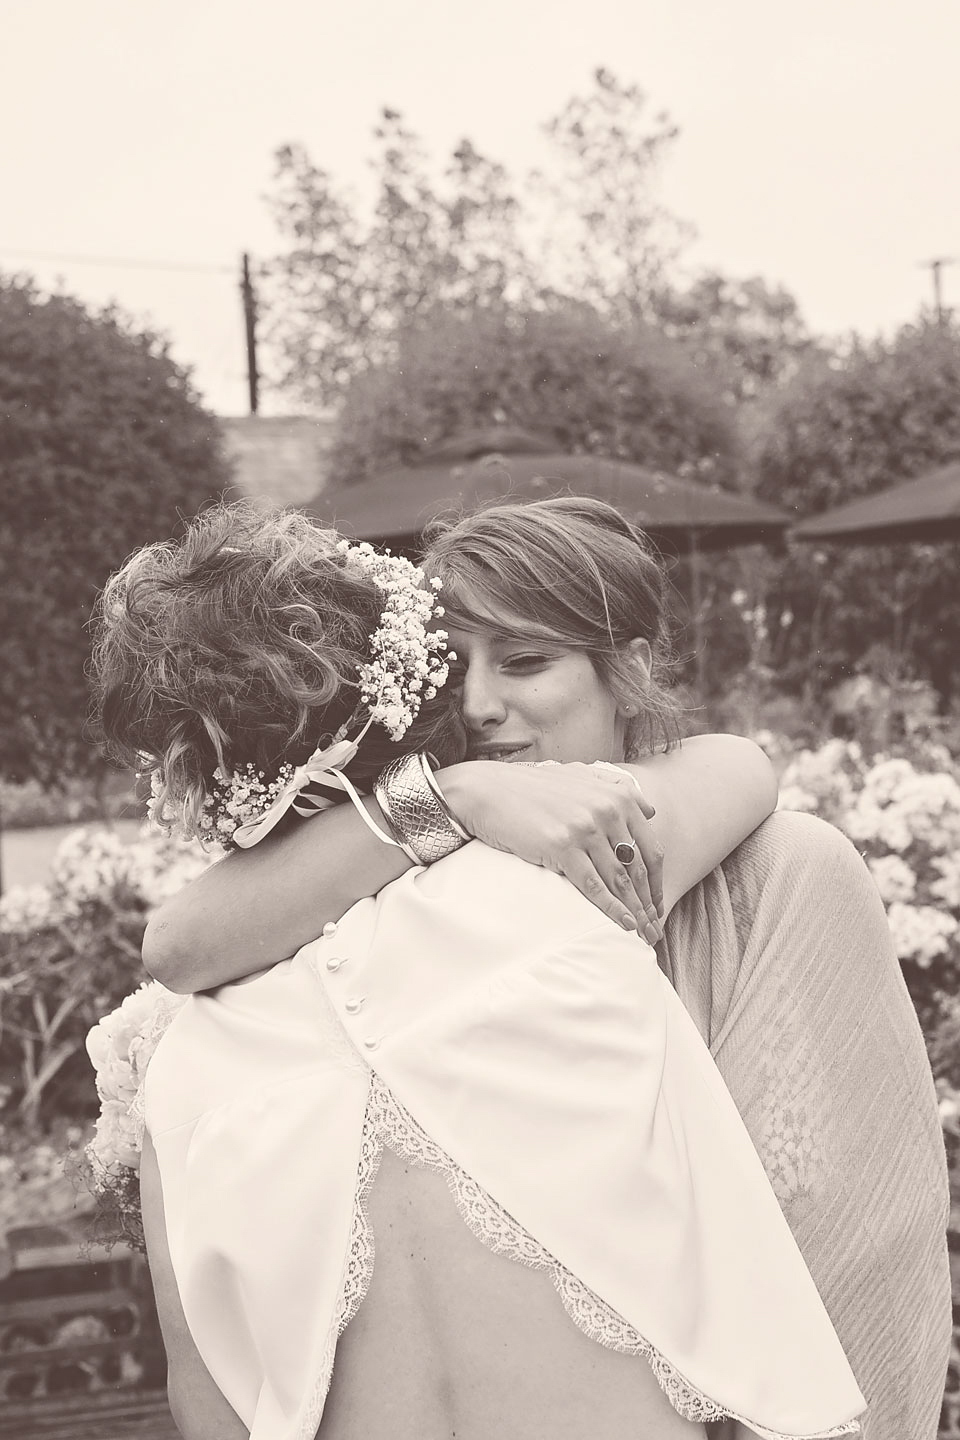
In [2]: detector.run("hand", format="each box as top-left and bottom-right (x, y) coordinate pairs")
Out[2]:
(436, 760), (664, 944)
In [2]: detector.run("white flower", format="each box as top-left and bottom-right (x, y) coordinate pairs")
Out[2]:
(868, 854), (917, 904)
(340, 541), (450, 742)
(778, 739), (861, 818)
(885, 902), (959, 968)
(50, 826), (134, 910)
(930, 854), (960, 911)
(937, 1080), (960, 1132)
(0, 883), (59, 935)
(845, 796), (914, 852)
(86, 982), (187, 1174)
(778, 784), (819, 814)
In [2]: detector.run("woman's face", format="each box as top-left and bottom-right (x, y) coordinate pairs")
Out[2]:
(444, 616), (631, 765)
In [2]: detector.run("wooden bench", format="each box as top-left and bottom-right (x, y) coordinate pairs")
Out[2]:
(0, 1218), (175, 1438)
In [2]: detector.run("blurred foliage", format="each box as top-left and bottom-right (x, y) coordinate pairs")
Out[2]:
(264, 68), (799, 414)
(0, 826), (211, 1135)
(263, 113), (533, 406)
(656, 272), (824, 403)
(328, 302), (741, 487)
(747, 319), (960, 703)
(0, 275), (230, 786)
(777, 731), (960, 1032)
(533, 68), (688, 324)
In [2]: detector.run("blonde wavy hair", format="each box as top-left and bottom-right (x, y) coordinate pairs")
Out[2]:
(91, 503), (462, 842)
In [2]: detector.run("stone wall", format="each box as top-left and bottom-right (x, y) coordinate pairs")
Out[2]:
(218, 414), (336, 509)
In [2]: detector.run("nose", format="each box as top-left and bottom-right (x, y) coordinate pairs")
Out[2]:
(460, 661), (508, 733)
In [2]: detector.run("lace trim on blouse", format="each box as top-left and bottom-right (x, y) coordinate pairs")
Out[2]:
(297, 1070), (858, 1440)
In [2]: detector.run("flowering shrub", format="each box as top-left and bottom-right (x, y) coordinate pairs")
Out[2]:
(777, 737), (960, 1029)
(0, 823), (215, 1135)
(0, 822), (214, 1231)
(0, 1119), (91, 1233)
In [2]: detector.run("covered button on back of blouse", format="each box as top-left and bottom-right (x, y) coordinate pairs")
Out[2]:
(326, 955), (346, 972)
(322, 921), (338, 937)
(344, 997), (364, 1014)
(363, 1037), (380, 1051)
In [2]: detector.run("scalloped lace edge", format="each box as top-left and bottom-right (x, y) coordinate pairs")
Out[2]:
(296, 1072), (859, 1440)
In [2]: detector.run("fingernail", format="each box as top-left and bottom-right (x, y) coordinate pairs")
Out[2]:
(644, 922), (661, 945)
(621, 914), (637, 931)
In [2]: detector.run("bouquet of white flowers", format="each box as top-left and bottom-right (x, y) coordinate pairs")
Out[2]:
(84, 980), (186, 1248)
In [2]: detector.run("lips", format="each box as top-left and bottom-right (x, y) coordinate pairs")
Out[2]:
(468, 743), (531, 762)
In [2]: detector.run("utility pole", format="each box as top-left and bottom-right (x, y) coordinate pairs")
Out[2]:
(240, 253), (259, 414)
(921, 257), (955, 325)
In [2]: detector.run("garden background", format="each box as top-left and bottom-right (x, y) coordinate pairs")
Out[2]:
(2, 69), (959, 1433)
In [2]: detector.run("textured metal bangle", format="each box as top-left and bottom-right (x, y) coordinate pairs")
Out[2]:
(374, 752), (469, 865)
(419, 753), (472, 842)
(371, 768), (421, 864)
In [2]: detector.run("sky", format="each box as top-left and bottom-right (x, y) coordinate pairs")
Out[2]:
(2, 0), (958, 416)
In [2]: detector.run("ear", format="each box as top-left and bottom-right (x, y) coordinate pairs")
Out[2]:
(617, 638), (651, 719)
(627, 636), (652, 680)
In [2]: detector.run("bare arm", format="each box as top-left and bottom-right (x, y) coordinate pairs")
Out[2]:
(441, 734), (776, 921)
(140, 1133), (248, 1440)
(144, 736), (775, 993)
(625, 733), (777, 914)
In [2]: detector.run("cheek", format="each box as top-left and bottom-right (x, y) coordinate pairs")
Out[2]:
(540, 685), (615, 741)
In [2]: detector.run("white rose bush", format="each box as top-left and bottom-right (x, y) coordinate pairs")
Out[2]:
(778, 737), (960, 1033)
(0, 823), (214, 1235)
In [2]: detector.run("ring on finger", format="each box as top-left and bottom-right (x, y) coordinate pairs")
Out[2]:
(614, 840), (637, 866)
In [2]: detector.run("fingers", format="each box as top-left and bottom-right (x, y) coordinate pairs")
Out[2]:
(590, 761), (657, 820)
(557, 853), (644, 934)
(588, 834), (662, 947)
(586, 785), (664, 930)
(604, 779), (663, 918)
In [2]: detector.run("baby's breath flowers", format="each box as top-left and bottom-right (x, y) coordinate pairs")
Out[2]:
(147, 539), (452, 849)
(200, 763), (289, 844)
(338, 540), (451, 742)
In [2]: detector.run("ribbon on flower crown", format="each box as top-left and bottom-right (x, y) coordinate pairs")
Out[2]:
(231, 720), (402, 851)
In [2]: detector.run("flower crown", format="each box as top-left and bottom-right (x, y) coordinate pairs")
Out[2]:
(148, 540), (452, 849)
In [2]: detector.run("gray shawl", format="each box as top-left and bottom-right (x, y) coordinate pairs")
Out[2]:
(661, 809), (952, 1440)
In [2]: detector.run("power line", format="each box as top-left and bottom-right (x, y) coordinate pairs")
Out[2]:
(0, 246), (234, 275)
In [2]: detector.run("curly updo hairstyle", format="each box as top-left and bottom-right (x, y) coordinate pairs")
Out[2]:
(91, 502), (463, 842)
(423, 496), (682, 758)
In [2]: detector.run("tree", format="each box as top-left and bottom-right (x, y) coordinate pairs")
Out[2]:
(264, 115), (535, 408)
(750, 320), (960, 701)
(0, 276), (229, 786)
(327, 302), (740, 489)
(655, 272), (823, 403)
(262, 71), (694, 410)
(535, 67), (688, 325)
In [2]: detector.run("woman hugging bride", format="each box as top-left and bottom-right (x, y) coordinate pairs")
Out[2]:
(87, 497), (948, 1440)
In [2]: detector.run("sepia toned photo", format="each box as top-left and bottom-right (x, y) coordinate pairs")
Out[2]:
(0, 3), (957, 1436)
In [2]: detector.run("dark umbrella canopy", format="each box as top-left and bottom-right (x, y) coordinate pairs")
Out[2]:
(791, 461), (960, 545)
(306, 452), (790, 554)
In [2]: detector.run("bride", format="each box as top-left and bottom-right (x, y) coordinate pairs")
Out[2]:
(88, 500), (936, 1438)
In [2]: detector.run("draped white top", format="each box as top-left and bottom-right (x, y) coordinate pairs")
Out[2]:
(143, 842), (865, 1440)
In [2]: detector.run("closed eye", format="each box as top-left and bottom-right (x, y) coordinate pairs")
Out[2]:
(501, 653), (552, 673)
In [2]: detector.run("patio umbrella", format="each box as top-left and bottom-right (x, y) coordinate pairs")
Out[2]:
(305, 449), (791, 555)
(791, 460), (960, 545)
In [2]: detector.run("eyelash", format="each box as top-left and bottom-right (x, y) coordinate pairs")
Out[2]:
(502, 653), (550, 672)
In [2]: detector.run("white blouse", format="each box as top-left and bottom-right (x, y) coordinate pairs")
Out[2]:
(144, 842), (865, 1440)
